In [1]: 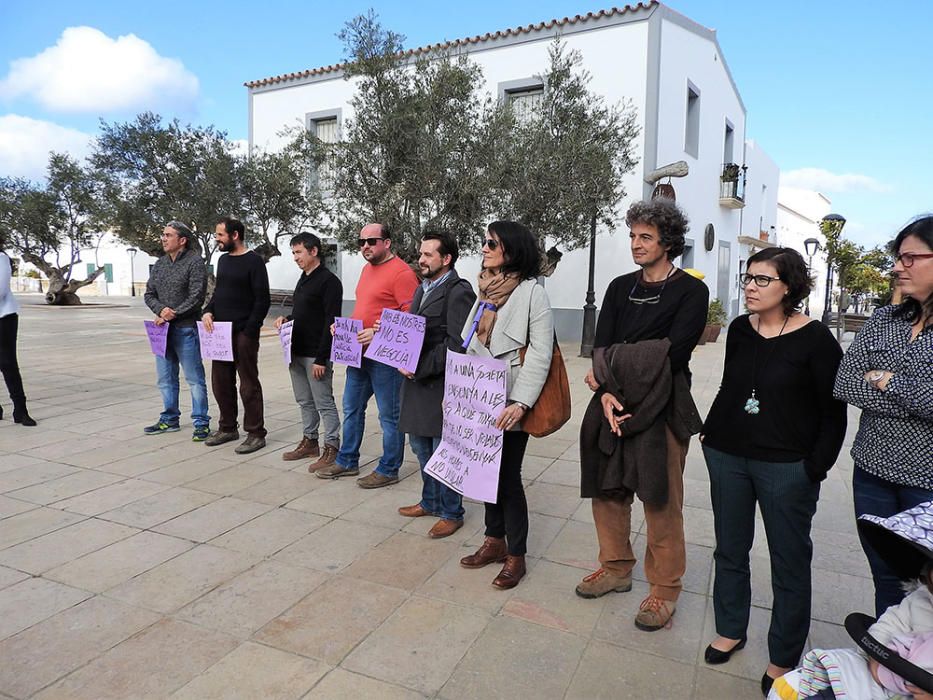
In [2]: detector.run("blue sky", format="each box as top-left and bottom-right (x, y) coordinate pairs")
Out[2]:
(1, 0), (930, 248)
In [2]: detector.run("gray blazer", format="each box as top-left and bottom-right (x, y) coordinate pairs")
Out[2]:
(397, 270), (476, 437)
(461, 278), (554, 417)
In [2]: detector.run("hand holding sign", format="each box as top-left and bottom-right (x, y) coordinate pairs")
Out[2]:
(424, 351), (507, 503)
(197, 321), (234, 361)
(144, 320), (169, 358)
(331, 317), (363, 368)
(364, 309), (427, 375)
(278, 320), (294, 365)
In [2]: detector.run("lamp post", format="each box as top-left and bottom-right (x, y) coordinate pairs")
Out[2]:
(819, 213), (846, 327)
(803, 237), (820, 316)
(580, 211), (598, 358)
(127, 247), (137, 297)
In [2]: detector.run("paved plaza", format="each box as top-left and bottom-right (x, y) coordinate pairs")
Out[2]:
(0, 296), (872, 699)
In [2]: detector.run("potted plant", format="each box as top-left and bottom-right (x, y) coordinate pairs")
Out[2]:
(705, 298), (728, 343)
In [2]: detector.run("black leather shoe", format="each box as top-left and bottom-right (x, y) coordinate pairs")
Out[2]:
(703, 637), (747, 665)
(13, 412), (37, 427)
(761, 673), (775, 697)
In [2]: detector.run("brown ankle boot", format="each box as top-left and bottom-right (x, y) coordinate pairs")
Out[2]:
(492, 555), (526, 589)
(460, 536), (507, 569)
(283, 436), (319, 461)
(308, 444), (338, 472)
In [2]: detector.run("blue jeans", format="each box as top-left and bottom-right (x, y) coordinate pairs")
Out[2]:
(155, 325), (209, 428)
(409, 434), (464, 521)
(853, 467), (933, 617)
(336, 358), (405, 477)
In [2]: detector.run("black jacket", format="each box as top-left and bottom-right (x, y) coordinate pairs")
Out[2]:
(397, 271), (476, 437)
(287, 264), (343, 363)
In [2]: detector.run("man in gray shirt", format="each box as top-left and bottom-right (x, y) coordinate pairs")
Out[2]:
(143, 220), (210, 440)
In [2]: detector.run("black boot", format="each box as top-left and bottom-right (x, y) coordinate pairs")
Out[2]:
(12, 403), (36, 426)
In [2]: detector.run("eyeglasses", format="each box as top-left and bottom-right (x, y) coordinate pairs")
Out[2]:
(160, 232), (178, 239)
(740, 273), (782, 288)
(358, 237), (385, 248)
(896, 252), (933, 267)
(481, 238), (500, 250)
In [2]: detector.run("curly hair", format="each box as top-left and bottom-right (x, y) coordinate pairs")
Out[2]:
(625, 198), (689, 260)
(747, 247), (813, 315)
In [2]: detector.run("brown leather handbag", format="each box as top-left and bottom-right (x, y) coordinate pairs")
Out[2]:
(519, 337), (572, 438)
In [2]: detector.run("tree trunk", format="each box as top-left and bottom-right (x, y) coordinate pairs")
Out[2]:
(20, 253), (105, 305)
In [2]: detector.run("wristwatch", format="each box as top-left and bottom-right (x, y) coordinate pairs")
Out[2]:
(867, 370), (886, 388)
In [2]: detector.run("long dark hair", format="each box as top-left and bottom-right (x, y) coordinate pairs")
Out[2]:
(487, 221), (540, 280)
(891, 215), (933, 325)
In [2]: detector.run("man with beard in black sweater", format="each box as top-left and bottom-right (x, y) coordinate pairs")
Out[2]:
(202, 217), (270, 454)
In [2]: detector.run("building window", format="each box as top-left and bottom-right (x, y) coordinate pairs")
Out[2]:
(506, 85), (544, 124)
(685, 83), (700, 158)
(307, 110), (341, 192)
(723, 120), (734, 164)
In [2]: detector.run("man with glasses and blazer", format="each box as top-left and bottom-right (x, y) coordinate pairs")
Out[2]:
(577, 199), (708, 632)
(316, 223), (419, 488)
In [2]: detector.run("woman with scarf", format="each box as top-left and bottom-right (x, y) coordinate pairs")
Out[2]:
(459, 221), (554, 589)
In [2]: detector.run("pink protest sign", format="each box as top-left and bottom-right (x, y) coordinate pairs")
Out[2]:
(364, 309), (426, 374)
(331, 317), (363, 368)
(197, 321), (234, 361)
(144, 320), (169, 358)
(424, 350), (507, 503)
(279, 320), (294, 365)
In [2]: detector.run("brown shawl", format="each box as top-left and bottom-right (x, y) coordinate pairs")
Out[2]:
(476, 269), (521, 347)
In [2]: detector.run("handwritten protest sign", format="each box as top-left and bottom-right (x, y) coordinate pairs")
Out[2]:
(278, 320), (294, 365)
(364, 309), (426, 374)
(331, 317), (363, 368)
(144, 320), (169, 358)
(425, 351), (507, 503)
(197, 321), (234, 361)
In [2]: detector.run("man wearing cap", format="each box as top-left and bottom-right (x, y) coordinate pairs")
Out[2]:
(143, 220), (210, 440)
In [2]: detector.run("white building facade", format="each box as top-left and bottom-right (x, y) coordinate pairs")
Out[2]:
(246, 1), (779, 338)
(776, 186), (833, 321)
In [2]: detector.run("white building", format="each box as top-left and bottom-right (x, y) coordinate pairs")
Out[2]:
(246, 1), (779, 338)
(776, 186), (833, 320)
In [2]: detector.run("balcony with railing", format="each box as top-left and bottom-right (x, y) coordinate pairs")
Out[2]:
(719, 162), (746, 209)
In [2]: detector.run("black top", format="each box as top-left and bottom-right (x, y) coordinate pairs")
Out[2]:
(203, 251), (270, 337)
(594, 269), (709, 377)
(703, 315), (848, 482)
(286, 264), (343, 364)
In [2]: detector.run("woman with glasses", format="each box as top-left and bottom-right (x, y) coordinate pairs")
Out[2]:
(700, 247), (847, 696)
(834, 215), (933, 618)
(459, 221), (553, 589)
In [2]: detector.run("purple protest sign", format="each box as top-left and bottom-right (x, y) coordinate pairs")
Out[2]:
(197, 321), (234, 362)
(144, 320), (169, 358)
(364, 309), (426, 374)
(278, 320), (294, 365)
(424, 350), (507, 503)
(331, 317), (363, 368)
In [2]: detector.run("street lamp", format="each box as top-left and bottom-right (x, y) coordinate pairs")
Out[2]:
(127, 247), (137, 297)
(803, 237), (820, 315)
(580, 211), (598, 358)
(819, 214), (846, 326)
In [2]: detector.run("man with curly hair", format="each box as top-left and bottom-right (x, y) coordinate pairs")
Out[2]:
(577, 198), (709, 632)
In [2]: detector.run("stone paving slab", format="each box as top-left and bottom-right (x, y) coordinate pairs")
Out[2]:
(0, 297), (872, 698)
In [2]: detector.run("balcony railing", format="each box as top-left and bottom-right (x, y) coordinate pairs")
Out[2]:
(719, 162), (746, 209)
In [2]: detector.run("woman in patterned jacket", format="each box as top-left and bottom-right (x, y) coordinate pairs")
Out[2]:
(834, 215), (933, 617)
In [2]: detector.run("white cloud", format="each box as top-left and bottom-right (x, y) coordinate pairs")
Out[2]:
(781, 168), (892, 194)
(0, 114), (93, 180)
(0, 26), (199, 113)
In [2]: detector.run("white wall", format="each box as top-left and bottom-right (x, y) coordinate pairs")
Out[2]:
(776, 186), (832, 319)
(655, 17), (746, 313)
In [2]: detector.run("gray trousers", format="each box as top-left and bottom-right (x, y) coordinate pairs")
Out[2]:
(288, 355), (340, 447)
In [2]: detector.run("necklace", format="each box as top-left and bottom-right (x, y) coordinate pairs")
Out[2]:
(744, 314), (790, 415)
(627, 264), (676, 305)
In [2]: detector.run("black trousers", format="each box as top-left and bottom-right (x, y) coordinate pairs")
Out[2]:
(211, 331), (266, 438)
(484, 430), (531, 556)
(0, 313), (26, 411)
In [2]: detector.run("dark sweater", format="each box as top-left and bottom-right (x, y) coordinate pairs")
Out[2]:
(595, 269), (709, 377)
(143, 248), (206, 327)
(203, 251), (270, 337)
(703, 316), (848, 482)
(286, 264), (343, 363)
